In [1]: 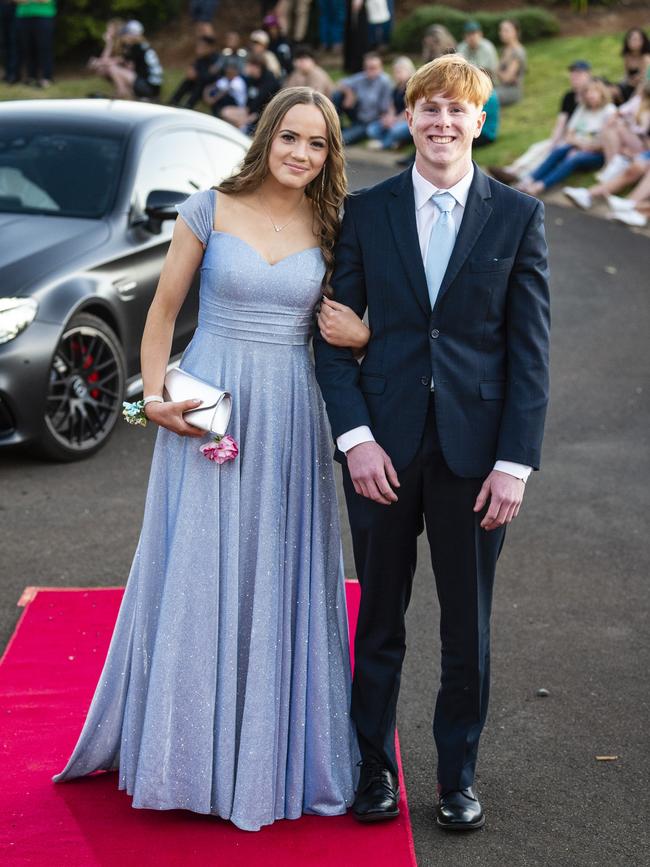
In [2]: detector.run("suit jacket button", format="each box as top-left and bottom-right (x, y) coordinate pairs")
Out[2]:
(420, 376), (430, 386)
(430, 328), (440, 339)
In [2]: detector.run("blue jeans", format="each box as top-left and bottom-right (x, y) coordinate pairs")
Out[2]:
(531, 143), (603, 189)
(366, 118), (412, 149)
(319, 0), (344, 48)
(342, 122), (369, 145)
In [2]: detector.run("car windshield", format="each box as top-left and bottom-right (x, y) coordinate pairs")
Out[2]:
(0, 126), (125, 218)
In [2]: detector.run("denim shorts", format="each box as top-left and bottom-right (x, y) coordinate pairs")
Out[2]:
(190, 0), (219, 22)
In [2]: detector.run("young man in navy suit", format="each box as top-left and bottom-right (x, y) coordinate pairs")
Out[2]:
(315, 55), (550, 830)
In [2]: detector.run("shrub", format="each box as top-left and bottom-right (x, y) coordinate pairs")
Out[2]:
(392, 5), (560, 54)
(56, 0), (183, 58)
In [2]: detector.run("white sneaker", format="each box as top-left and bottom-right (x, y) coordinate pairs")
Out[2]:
(606, 194), (636, 212)
(595, 154), (631, 183)
(611, 209), (647, 227)
(365, 139), (383, 151)
(563, 187), (592, 209)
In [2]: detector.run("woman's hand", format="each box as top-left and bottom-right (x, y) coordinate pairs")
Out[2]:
(318, 297), (370, 350)
(144, 399), (206, 438)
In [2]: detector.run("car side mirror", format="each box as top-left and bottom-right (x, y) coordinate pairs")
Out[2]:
(142, 189), (189, 234)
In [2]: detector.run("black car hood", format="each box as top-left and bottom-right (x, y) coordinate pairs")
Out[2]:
(0, 213), (111, 296)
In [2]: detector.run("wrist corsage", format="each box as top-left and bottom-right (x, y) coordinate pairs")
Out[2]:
(122, 400), (147, 427)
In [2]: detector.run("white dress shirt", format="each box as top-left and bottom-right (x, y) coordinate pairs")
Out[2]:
(336, 163), (532, 483)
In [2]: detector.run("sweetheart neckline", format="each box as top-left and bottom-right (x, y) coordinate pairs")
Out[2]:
(208, 230), (321, 268)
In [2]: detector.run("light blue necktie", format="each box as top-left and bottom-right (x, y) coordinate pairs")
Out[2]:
(425, 191), (456, 390)
(424, 191), (456, 310)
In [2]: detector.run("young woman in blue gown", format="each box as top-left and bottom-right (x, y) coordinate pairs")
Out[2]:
(52, 88), (370, 832)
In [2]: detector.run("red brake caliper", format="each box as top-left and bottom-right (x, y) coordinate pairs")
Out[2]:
(82, 352), (100, 398)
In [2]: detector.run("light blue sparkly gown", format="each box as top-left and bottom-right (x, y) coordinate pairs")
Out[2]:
(52, 189), (358, 831)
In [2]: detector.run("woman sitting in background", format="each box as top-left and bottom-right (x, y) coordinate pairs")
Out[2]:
(596, 79), (650, 182)
(495, 19), (526, 107)
(87, 19), (124, 81)
(366, 56), (415, 150)
(615, 28), (650, 104)
(421, 24), (456, 63)
(518, 78), (615, 195)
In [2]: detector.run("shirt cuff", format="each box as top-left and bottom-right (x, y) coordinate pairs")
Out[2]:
(337, 426), (375, 454)
(494, 460), (532, 481)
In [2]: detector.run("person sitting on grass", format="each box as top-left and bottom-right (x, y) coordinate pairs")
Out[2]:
(87, 19), (124, 82)
(169, 34), (219, 109)
(421, 24), (456, 64)
(490, 60), (593, 185)
(474, 88), (500, 148)
(263, 13), (293, 77)
(218, 56), (280, 135)
(216, 30), (248, 74)
(563, 148), (650, 215)
(456, 21), (498, 82)
(594, 79), (650, 183)
(284, 45), (333, 98)
(365, 56), (415, 151)
(107, 20), (163, 101)
(518, 78), (615, 195)
(494, 19), (526, 107)
(614, 27), (650, 105)
(248, 29), (282, 79)
(203, 57), (247, 118)
(332, 51), (393, 146)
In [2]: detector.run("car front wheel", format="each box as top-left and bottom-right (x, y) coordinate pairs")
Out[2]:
(36, 312), (126, 461)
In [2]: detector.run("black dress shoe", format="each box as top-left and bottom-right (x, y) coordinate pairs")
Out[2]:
(352, 761), (400, 822)
(436, 786), (485, 830)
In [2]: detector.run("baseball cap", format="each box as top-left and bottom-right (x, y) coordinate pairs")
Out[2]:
(568, 60), (591, 71)
(464, 21), (482, 34)
(120, 20), (144, 37)
(250, 29), (270, 47)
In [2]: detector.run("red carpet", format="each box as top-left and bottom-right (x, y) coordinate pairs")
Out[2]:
(0, 583), (417, 867)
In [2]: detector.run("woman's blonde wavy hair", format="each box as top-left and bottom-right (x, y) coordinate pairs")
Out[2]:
(216, 87), (347, 289)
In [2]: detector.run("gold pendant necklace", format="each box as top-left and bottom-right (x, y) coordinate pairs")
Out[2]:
(258, 192), (304, 233)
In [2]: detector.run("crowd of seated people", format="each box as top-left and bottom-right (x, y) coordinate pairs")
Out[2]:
(487, 26), (650, 230)
(75, 8), (650, 230)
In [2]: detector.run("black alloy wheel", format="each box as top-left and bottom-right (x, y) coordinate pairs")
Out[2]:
(38, 313), (126, 461)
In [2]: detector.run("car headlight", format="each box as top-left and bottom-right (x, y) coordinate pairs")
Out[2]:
(0, 297), (38, 344)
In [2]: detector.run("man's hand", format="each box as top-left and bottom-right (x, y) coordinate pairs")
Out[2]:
(473, 470), (525, 531)
(346, 442), (400, 505)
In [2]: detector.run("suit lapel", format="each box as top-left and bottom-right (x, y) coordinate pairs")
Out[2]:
(435, 165), (493, 310)
(388, 169), (431, 317)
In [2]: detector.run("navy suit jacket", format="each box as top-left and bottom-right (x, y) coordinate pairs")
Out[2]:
(313, 164), (551, 477)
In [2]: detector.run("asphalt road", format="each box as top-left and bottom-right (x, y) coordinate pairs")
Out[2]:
(1, 159), (648, 867)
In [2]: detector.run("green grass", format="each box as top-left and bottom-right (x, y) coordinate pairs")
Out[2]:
(0, 31), (626, 171)
(0, 67), (188, 104)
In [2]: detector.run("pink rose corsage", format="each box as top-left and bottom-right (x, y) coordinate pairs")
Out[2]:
(200, 434), (239, 464)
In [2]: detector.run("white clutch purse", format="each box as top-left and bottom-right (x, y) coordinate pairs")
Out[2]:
(163, 367), (232, 437)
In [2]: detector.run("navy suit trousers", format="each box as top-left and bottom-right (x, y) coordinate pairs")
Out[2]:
(343, 396), (506, 790)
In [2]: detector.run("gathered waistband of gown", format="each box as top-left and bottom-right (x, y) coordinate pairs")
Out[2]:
(198, 298), (314, 345)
